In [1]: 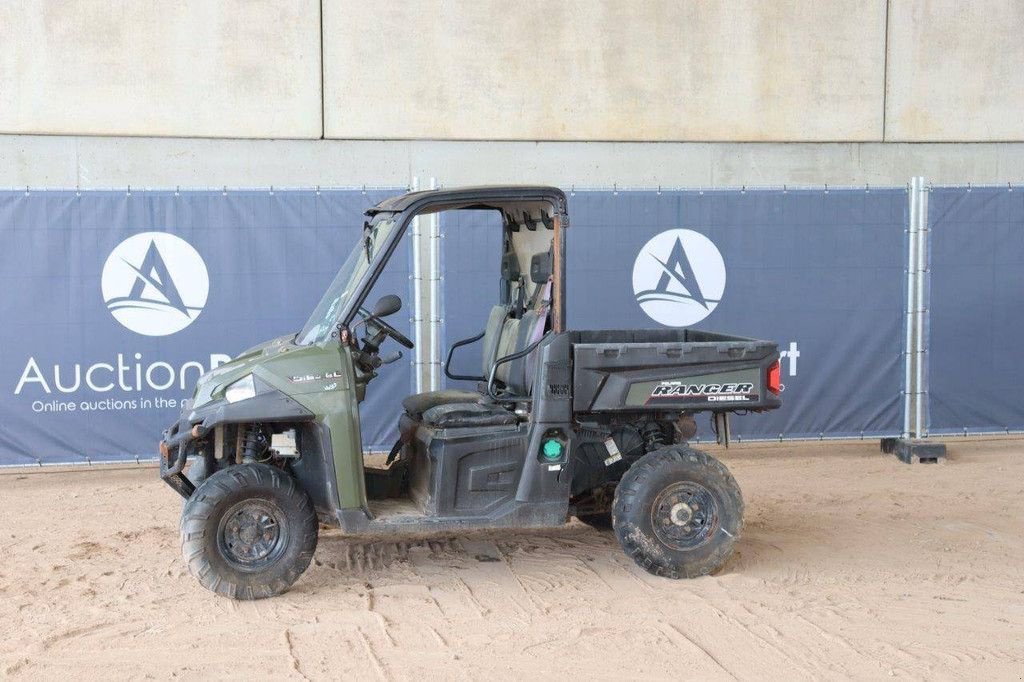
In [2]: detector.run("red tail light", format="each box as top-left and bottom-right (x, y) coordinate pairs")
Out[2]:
(767, 360), (781, 395)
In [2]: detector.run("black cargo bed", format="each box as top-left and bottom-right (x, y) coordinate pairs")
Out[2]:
(570, 328), (780, 413)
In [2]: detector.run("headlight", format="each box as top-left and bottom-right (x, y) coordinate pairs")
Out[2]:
(224, 374), (256, 403)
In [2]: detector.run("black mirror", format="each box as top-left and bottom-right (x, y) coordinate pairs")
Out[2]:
(372, 294), (401, 318)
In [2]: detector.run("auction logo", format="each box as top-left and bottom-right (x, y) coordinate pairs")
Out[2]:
(101, 232), (209, 336)
(632, 229), (726, 327)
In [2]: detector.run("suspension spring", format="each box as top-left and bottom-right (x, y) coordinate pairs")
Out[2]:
(641, 421), (667, 452)
(241, 426), (262, 463)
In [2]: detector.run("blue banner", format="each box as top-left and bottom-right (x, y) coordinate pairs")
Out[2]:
(442, 189), (908, 440)
(0, 189), (408, 465)
(927, 186), (1024, 434)
(1, 186), (915, 465)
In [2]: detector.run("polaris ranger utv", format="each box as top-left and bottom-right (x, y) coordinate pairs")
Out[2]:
(160, 186), (782, 599)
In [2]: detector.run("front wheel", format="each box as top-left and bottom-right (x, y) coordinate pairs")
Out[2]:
(612, 446), (743, 579)
(181, 463), (318, 599)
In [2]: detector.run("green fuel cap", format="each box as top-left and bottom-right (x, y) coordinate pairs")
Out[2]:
(541, 438), (564, 460)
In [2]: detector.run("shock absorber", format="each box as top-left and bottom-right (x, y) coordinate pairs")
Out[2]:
(241, 426), (262, 463)
(641, 421), (667, 452)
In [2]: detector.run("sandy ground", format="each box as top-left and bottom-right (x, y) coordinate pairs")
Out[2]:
(0, 439), (1022, 681)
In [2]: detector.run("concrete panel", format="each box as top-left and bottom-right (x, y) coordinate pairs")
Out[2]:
(886, 1), (1024, 141)
(3, 136), (1024, 189)
(0, 1), (322, 138)
(323, 0), (886, 142)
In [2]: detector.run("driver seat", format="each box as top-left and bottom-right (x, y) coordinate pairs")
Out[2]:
(399, 250), (552, 433)
(398, 301), (508, 420)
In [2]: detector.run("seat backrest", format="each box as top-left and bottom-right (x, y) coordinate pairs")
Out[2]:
(479, 304), (510, 377)
(493, 250), (552, 395)
(469, 249), (521, 379)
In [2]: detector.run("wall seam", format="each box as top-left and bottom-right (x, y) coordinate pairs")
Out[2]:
(882, 0), (891, 142)
(317, 0), (325, 140)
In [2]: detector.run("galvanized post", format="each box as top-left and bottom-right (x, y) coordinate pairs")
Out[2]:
(427, 177), (441, 391)
(885, 177), (945, 462)
(914, 178), (929, 438)
(409, 176), (427, 394)
(902, 179), (919, 439)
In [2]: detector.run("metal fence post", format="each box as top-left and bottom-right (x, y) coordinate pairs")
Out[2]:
(903, 179), (919, 438)
(409, 176), (428, 394)
(427, 177), (441, 391)
(914, 179), (930, 438)
(906, 176), (929, 439)
(885, 177), (945, 462)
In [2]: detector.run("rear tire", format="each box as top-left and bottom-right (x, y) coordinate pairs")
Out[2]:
(181, 463), (318, 600)
(612, 446), (742, 579)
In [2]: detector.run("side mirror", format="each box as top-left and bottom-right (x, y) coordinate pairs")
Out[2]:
(372, 294), (402, 318)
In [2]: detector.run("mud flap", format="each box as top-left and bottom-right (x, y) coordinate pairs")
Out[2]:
(713, 412), (731, 447)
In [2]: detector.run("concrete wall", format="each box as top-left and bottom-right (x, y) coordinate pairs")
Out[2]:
(0, 1), (321, 138)
(0, 1), (1022, 145)
(886, 1), (1024, 141)
(323, 0), (886, 141)
(2, 136), (1023, 189)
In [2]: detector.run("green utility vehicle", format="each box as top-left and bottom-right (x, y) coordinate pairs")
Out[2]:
(160, 186), (782, 599)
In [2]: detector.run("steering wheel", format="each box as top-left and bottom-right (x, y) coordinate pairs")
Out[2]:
(358, 306), (415, 349)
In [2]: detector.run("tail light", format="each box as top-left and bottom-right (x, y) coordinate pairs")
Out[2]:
(767, 360), (781, 395)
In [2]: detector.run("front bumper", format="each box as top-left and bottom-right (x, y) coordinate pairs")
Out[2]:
(159, 389), (315, 499)
(160, 413), (197, 499)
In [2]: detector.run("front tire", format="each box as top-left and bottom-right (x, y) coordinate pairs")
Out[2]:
(612, 446), (743, 579)
(181, 463), (318, 599)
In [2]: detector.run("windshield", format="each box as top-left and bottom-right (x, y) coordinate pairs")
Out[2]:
(296, 216), (398, 345)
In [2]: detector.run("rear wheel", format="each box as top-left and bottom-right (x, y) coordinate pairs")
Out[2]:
(181, 463), (318, 599)
(612, 446), (742, 579)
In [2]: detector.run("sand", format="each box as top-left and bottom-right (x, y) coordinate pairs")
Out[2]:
(0, 438), (1022, 680)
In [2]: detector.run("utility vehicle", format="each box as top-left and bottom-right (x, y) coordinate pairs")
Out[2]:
(160, 186), (782, 599)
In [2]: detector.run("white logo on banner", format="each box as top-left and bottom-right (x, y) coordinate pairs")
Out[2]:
(632, 229), (726, 327)
(101, 232), (209, 336)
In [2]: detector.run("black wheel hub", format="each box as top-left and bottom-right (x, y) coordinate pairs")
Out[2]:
(218, 500), (287, 571)
(650, 481), (719, 551)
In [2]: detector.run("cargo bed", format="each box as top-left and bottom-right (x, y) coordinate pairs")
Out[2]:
(570, 328), (781, 413)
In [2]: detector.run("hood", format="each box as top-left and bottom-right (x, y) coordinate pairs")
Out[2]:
(187, 333), (345, 410)
(190, 334), (298, 408)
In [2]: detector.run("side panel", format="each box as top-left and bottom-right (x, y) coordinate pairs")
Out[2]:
(410, 424), (528, 517)
(514, 334), (574, 511)
(263, 343), (366, 511)
(573, 339), (779, 413)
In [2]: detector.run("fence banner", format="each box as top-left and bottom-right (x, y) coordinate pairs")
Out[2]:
(0, 189), (408, 465)
(441, 189), (908, 440)
(564, 190), (908, 439)
(1, 186), (914, 465)
(927, 186), (1024, 434)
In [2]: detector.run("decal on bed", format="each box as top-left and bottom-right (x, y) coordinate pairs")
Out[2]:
(647, 380), (757, 403)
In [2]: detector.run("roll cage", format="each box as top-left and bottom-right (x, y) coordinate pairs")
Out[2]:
(339, 185), (569, 338)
